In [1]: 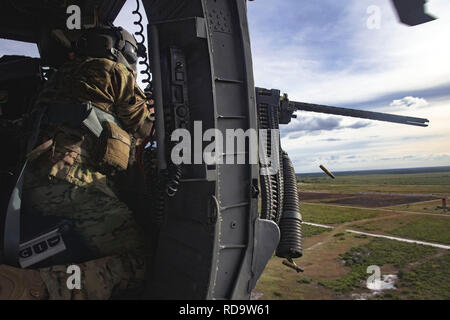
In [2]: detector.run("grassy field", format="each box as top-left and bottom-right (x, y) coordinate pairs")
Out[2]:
(317, 238), (439, 294)
(387, 199), (449, 214)
(254, 169), (450, 300)
(392, 253), (450, 300)
(302, 224), (331, 238)
(302, 203), (381, 225)
(389, 217), (450, 244)
(351, 215), (450, 244)
(299, 171), (450, 186)
(298, 170), (450, 195)
(299, 183), (449, 194)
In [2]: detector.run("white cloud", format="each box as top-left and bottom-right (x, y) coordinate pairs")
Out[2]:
(281, 97), (450, 173)
(249, 0), (450, 106)
(390, 96), (429, 109)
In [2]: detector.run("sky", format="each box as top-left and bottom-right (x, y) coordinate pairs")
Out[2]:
(247, 0), (450, 173)
(1, 0), (449, 173)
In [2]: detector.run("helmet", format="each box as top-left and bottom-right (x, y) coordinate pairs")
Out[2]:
(75, 25), (143, 76)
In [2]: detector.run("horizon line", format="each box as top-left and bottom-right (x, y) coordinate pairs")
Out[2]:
(296, 165), (450, 175)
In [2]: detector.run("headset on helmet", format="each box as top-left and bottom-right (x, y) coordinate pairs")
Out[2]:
(75, 25), (144, 77)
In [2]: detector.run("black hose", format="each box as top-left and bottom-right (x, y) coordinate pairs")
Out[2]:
(142, 143), (166, 227)
(276, 151), (302, 259)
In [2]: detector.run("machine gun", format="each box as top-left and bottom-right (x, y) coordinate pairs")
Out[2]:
(256, 88), (429, 127)
(254, 87), (429, 275)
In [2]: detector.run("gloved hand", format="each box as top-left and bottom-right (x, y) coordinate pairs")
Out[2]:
(0, 264), (48, 300)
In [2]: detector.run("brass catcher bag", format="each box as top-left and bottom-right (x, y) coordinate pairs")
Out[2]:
(98, 121), (131, 172)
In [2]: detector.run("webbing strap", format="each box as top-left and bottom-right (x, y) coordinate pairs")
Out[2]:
(3, 162), (26, 266)
(93, 106), (123, 130)
(44, 102), (104, 138)
(3, 106), (46, 266)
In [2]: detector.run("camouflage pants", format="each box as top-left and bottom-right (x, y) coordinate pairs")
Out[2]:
(22, 172), (148, 299)
(39, 254), (146, 300)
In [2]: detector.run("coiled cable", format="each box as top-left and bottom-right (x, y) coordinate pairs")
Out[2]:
(132, 0), (152, 87)
(166, 165), (182, 197)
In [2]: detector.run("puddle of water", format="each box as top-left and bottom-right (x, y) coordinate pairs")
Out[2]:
(352, 274), (397, 300)
(352, 292), (379, 300)
(367, 274), (397, 291)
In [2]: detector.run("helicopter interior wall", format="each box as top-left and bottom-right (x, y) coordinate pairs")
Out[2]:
(142, 0), (217, 299)
(142, 0), (261, 300)
(144, 0), (204, 22)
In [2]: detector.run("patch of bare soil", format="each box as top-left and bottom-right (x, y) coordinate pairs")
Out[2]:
(327, 195), (437, 208)
(301, 232), (370, 280)
(299, 192), (355, 201)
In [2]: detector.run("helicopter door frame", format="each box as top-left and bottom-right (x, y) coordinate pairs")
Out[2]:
(142, 0), (279, 300)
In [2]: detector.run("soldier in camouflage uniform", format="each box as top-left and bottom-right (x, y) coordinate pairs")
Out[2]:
(0, 25), (153, 300)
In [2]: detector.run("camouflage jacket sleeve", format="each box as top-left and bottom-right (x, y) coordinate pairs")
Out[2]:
(109, 63), (152, 137)
(37, 58), (152, 137)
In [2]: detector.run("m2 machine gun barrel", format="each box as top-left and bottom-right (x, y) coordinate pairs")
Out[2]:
(289, 101), (429, 127)
(259, 87), (431, 127)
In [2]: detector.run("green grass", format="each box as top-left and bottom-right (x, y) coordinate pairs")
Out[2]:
(318, 238), (438, 293)
(298, 171), (450, 195)
(299, 171), (450, 186)
(297, 276), (313, 284)
(254, 259), (310, 300)
(390, 217), (450, 245)
(302, 203), (380, 225)
(352, 216), (450, 245)
(387, 200), (449, 214)
(273, 291), (283, 297)
(302, 224), (331, 238)
(394, 253), (450, 300)
(300, 183), (449, 194)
